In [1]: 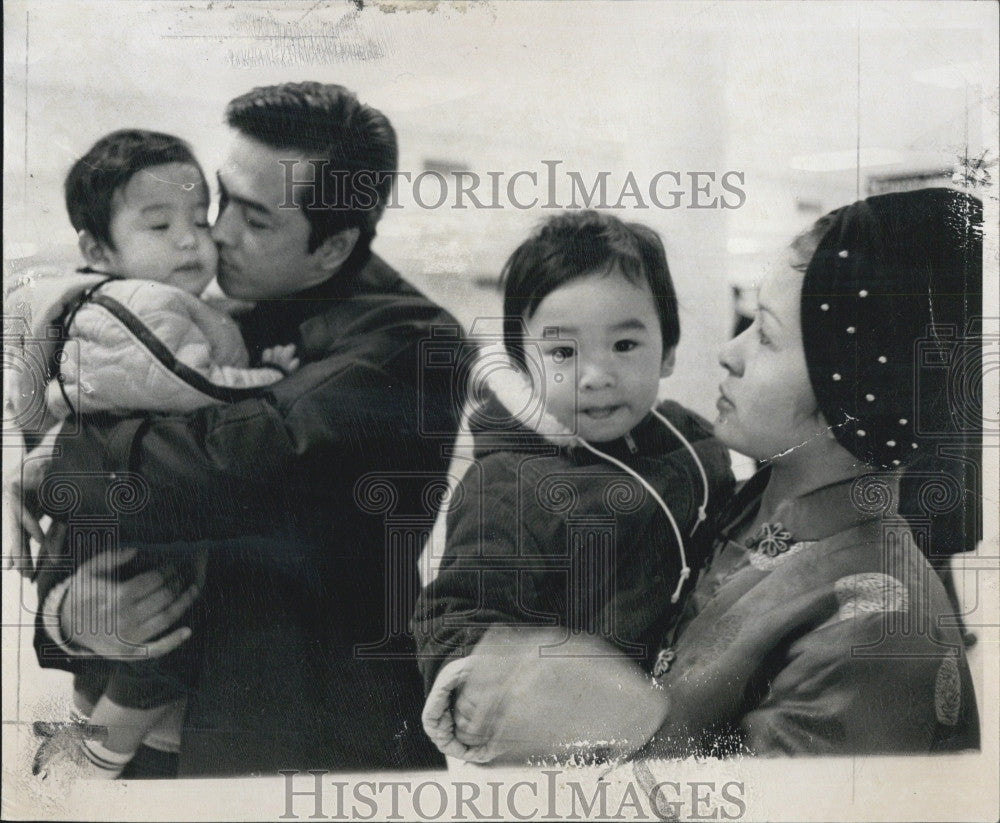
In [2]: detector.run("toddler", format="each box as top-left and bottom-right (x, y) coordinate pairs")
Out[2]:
(413, 210), (734, 760)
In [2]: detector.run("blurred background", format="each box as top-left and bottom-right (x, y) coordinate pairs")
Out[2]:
(2, 2), (996, 801)
(4, 0), (994, 419)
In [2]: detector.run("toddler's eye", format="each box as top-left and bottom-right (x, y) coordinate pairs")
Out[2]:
(150, 224), (169, 232)
(614, 339), (639, 352)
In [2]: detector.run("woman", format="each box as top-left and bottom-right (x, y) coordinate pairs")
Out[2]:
(424, 187), (981, 760)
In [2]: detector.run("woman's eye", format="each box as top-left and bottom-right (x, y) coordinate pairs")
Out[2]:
(150, 224), (169, 232)
(614, 340), (639, 353)
(246, 217), (267, 230)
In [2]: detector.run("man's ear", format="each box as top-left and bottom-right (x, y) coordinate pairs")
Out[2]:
(312, 227), (361, 274)
(660, 346), (677, 378)
(77, 231), (111, 269)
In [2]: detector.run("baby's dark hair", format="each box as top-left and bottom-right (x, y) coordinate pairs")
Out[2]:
(499, 210), (679, 369)
(65, 129), (204, 249)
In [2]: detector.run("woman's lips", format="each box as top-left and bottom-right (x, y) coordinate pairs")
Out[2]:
(716, 387), (734, 412)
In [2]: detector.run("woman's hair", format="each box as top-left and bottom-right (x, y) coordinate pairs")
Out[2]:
(789, 211), (839, 273)
(65, 129), (203, 249)
(499, 210), (679, 370)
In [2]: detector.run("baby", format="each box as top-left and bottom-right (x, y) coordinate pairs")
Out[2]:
(5, 129), (298, 779)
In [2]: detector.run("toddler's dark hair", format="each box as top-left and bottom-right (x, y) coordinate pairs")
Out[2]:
(65, 129), (203, 249)
(499, 210), (680, 369)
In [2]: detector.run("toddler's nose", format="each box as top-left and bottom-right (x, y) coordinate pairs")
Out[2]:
(578, 360), (616, 390)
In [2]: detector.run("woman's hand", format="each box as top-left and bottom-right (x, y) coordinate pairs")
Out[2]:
(440, 626), (670, 764)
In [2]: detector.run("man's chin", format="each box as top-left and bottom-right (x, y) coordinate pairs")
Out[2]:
(217, 270), (247, 299)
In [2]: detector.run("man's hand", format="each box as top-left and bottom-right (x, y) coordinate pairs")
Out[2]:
(2, 426), (56, 578)
(3, 473), (44, 578)
(58, 546), (202, 659)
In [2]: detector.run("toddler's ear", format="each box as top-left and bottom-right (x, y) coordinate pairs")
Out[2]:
(77, 231), (110, 268)
(660, 347), (677, 378)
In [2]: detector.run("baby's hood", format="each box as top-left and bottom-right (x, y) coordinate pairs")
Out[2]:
(4, 265), (109, 342)
(466, 342), (581, 458)
(3, 265), (108, 425)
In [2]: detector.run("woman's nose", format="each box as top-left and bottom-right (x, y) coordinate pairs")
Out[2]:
(718, 332), (745, 376)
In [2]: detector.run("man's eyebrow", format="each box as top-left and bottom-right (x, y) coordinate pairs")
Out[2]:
(216, 173), (271, 215)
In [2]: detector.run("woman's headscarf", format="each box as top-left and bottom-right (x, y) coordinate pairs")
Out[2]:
(800, 187), (983, 469)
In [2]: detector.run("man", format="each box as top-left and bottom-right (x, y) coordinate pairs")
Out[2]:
(30, 82), (463, 775)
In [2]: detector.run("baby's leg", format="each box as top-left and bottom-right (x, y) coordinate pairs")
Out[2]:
(88, 693), (172, 761)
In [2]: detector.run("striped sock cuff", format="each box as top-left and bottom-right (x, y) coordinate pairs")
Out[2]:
(81, 739), (133, 773)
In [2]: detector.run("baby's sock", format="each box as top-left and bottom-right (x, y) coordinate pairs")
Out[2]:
(79, 738), (133, 778)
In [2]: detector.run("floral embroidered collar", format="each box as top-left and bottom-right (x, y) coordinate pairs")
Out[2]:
(745, 522), (795, 556)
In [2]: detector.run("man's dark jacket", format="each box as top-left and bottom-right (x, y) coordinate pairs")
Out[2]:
(33, 251), (463, 774)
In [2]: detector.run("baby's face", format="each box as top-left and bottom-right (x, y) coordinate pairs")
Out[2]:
(102, 162), (217, 294)
(523, 270), (668, 443)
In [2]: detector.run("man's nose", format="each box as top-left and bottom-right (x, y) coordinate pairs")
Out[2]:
(210, 205), (235, 247)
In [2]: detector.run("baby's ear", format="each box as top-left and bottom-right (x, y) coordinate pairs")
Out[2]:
(660, 347), (677, 378)
(77, 230), (110, 268)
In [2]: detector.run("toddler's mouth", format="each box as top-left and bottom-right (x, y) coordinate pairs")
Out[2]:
(582, 405), (623, 420)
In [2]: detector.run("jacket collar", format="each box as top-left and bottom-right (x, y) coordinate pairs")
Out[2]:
(238, 247), (395, 357)
(719, 466), (891, 544)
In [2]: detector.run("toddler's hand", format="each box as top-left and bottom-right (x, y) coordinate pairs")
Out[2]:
(261, 344), (300, 375)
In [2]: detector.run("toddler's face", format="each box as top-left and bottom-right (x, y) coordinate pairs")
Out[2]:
(523, 270), (669, 443)
(102, 162), (217, 294)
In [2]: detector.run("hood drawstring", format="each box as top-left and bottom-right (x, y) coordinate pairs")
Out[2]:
(572, 409), (711, 605)
(649, 407), (710, 534)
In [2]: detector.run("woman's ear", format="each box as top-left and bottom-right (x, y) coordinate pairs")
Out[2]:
(312, 227), (361, 274)
(77, 230), (111, 269)
(660, 347), (677, 378)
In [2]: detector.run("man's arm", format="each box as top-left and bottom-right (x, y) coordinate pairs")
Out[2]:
(43, 351), (458, 541)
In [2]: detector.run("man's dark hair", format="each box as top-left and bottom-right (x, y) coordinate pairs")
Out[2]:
(225, 82), (398, 253)
(499, 210), (680, 369)
(65, 129), (202, 249)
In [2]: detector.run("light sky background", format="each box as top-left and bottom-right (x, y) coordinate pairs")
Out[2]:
(4, 0), (995, 420)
